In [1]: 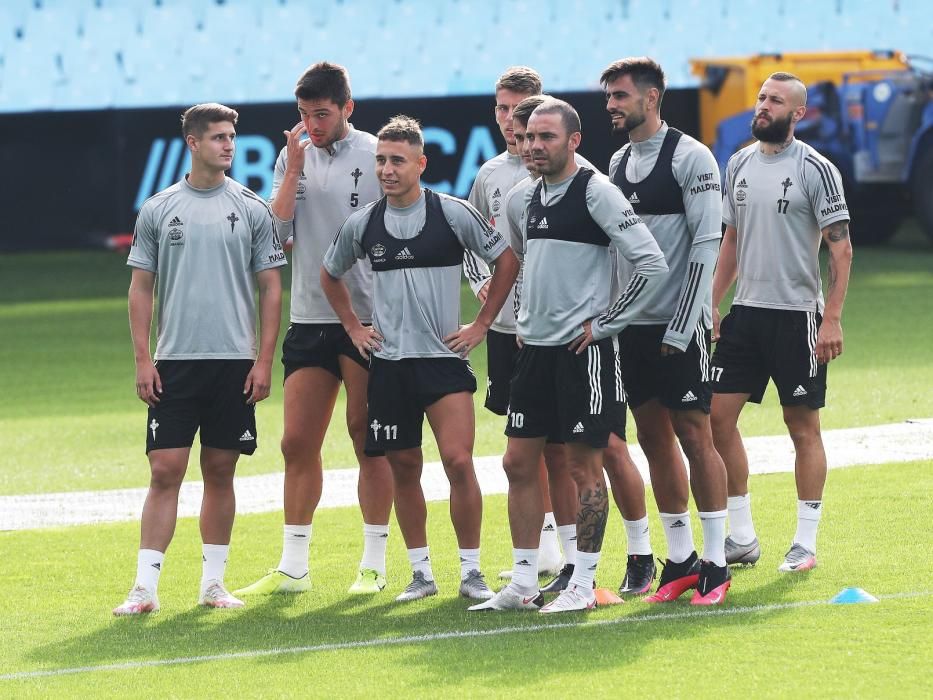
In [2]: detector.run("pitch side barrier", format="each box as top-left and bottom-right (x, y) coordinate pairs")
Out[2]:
(0, 89), (697, 252)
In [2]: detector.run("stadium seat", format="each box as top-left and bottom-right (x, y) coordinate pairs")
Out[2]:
(56, 45), (122, 110)
(80, 7), (140, 54)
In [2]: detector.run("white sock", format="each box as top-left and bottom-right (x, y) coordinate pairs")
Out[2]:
(459, 548), (481, 579)
(794, 499), (822, 553)
(568, 550), (600, 590)
(511, 548), (539, 589)
(727, 494), (757, 544)
(407, 546), (434, 581)
(539, 512), (561, 558)
(278, 524), (311, 578)
(360, 523), (389, 575)
(623, 516), (652, 556)
(660, 512), (695, 563)
(698, 510), (727, 567)
(201, 543), (229, 590)
(135, 548), (164, 593)
(557, 524), (577, 567)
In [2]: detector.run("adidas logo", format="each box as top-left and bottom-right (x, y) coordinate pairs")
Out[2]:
(670, 519), (686, 528)
(380, 533), (389, 538)
(151, 562), (161, 570)
(588, 564), (598, 571)
(682, 390), (697, 403)
(421, 556), (430, 562)
(793, 385), (808, 397)
(239, 430), (253, 441)
(572, 422), (584, 434)
(628, 191), (640, 204)
(168, 216), (184, 226)
(492, 187), (501, 198)
(737, 178), (748, 188)
(536, 217), (549, 229)
(805, 501), (821, 510)
(395, 246), (415, 260)
(516, 559), (532, 566)
(542, 523), (555, 532)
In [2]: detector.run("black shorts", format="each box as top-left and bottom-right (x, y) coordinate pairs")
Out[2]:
(711, 305), (827, 408)
(484, 329), (519, 415)
(620, 324), (712, 413)
(505, 338), (622, 448)
(146, 359), (257, 455)
(365, 356), (477, 455)
(281, 323), (368, 381)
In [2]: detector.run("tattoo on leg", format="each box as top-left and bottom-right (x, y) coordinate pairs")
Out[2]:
(576, 481), (609, 552)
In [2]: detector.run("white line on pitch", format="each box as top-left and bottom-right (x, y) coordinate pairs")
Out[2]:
(2, 590), (930, 682)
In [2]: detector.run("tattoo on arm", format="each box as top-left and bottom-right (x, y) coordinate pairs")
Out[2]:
(575, 481), (609, 553)
(825, 220), (849, 243)
(828, 255), (837, 293)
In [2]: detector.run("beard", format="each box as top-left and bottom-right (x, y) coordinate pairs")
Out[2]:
(751, 112), (793, 143)
(611, 109), (646, 135)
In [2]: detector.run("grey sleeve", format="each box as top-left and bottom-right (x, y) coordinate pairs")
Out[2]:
(322, 207), (369, 278)
(441, 197), (508, 263)
(502, 187), (526, 316)
(660, 144), (722, 349)
(584, 177), (669, 340)
(805, 157), (850, 228)
(574, 153), (602, 175)
(662, 237), (719, 349)
(463, 250), (492, 295)
(250, 199), (288, 272)
(467, 172), (491, 220)
(722, 156), (737, 228)
(269, 147), (294, 241)
(126, 201), (159, 272)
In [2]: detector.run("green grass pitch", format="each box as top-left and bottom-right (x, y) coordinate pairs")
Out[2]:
(0, 224), (931, 697)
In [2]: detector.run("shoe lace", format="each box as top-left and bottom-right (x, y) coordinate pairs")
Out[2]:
(404, 571), (426, 592)
(464, 569), (485, 584)
(127, 585), (150, 603)
(203, 581), (228, 599)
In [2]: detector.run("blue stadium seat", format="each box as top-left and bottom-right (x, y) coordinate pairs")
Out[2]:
(56, 44), (122, 110)
(0, 39), (59, 111)
(80, 7), (140, 53)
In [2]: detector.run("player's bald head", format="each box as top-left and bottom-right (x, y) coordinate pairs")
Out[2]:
(765, 72), (807, 108)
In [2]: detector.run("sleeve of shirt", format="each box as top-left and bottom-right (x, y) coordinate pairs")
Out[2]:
(250, 199), (288, 272)
(722, 155), (737, 228)
(501, 185), (527, 317)
(322, 207), (369, 278)
(461, 170), (494, 293)
(269, 147), (294, 242)
(661, 143), (723, 349)
(574, 153), (602, 175)
(805, 155), (850, 228)
(441, 197), (508, 263)
(126, 200), (159, 272)
(467, 170), (491, 220)
(584, 176), (669, 341)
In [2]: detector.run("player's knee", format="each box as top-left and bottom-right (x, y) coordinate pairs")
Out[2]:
(149, 460), (185, 491)
(345, 414), (369, 453)
(440, 451), (474, 484)
(783, 413), (821, 445)
(502, 450), (537, 484)
(280, 431), (318, 468)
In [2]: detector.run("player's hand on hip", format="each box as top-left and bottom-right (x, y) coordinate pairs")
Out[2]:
(515, 334), (524, 349)
(660, 343), (683, 356)
(711, 307), (722, 342)
(815, 318), (843, 364)
(135, 360), (162, 407)
(244, 360), (273, 404)
(284, 122), (308, 172)
(568, 320), (595, 355)
(350, 324), (383, 361)
(445, 322), (487, 358)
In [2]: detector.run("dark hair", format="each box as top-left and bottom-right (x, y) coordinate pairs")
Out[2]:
(294, 61), (352, 106)
(768, 71), (803, 83)
(512, 94), (550, 127)
(532, 98), (581, 135)
(181, 102), (238, 138)
(600, 56), (667, 106)
(495, 66), (543, 95)
(377, 115), (424, 148)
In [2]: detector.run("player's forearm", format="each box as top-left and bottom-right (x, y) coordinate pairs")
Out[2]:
(127, 285), (154, 363)
(712, 225), (738, 309)
(255, 270), (283, 364)
(320, 267), (363, 331)
(475, 249), (519, 327)
(270, 170), (301, 227)
(823, 238), (853, 322)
